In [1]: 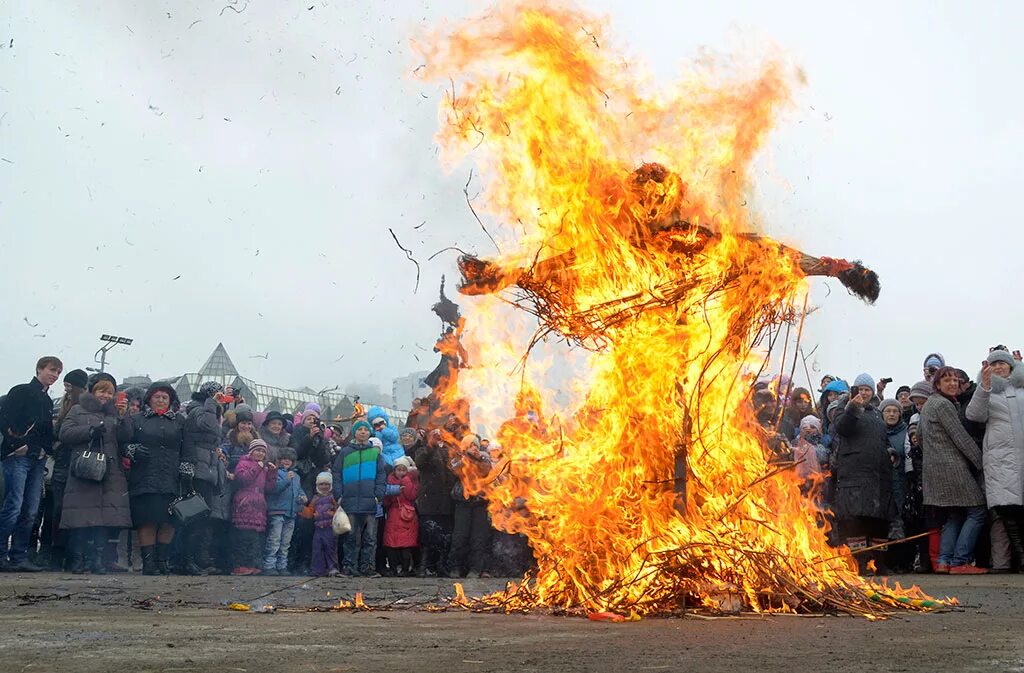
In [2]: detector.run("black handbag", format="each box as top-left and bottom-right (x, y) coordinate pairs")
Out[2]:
(168, 491), (211, 527)
(70, 438), (109, 482)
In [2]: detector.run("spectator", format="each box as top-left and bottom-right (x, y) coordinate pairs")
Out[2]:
(819, 379), (849, 438)
(923, 353), (945, 383)
(793, 415), (826, 482)
(43, 367), (87, 570)
(903, 413), (929, 570)
(448, 434), (493, 578)
(124, 387), (145, 415)
(398, 426), (422, 459)
(182, 381), (227, 576)
(119, 382), (191, 575)
(955, 369), (986, 447)
(264, 447), (306, 575)
(414, 428), (455, 577)
(332, 419), (386, 577)
(780, 387), (815, 441)
(896, 385), (914, 423)
(908, 380), (932, 415)
(956, 365), (1007, 571)
(306, 471), (339, 577)
(880, 398), (910, 569)
(966, 350), (1024, 571)
(229, 439), (276, 576)
(832, 373), (894, 574)
(383, 455), (419, 576)
(919, 366), (986, 574)
(57, 375), (131, 574)
(0, 356), (63, 572)
(221, 407), (258, 470)
(260, 411), (291, 464)
(287, 408), (331, 575)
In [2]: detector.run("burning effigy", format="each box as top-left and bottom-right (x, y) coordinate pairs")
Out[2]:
(414, 1), (948, 617)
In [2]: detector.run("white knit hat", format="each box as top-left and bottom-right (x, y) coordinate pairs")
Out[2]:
(316, 471), (332, 486)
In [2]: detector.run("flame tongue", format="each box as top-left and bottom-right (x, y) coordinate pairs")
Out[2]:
(417, 1), (931, 616)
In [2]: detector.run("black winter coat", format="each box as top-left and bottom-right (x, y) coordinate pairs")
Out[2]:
(119, 408), (189, 497)
(0, 378), (55, 459)
(414, 442), (455, 517)
(184, 397), (222, 485)
(832, 401), (895, 521)
(289, 425), (332, 498)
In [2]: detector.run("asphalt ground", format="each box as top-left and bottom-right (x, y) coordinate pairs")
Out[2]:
(0, 572), (1021, 673)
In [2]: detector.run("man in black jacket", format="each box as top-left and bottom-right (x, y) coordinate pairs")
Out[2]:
(0, 356), (63, 571)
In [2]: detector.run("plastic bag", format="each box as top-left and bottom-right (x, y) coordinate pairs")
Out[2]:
(332, 506), (352, 535)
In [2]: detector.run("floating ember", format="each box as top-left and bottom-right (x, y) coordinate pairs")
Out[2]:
(415, 1), (946, 617)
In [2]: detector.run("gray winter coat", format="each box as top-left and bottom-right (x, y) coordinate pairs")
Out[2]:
(832, 400), (894, 521)
(261, 428), (291, 464)
(58, 394), (132, 529)
(920, 394), (984, 507)
(966, 363), (1024, 508)
(184, 397), (222, 485)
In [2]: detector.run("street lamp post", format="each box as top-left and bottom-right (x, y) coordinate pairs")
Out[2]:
(94, 334), (133, 373)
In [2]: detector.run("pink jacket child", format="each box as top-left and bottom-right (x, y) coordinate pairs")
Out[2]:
(231, 441), (277, 532)
(382, 464), (420, 549)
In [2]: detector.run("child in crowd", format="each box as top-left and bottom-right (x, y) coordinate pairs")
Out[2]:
(230, 439), (276, 576)
(305, 472), (340, 577)
(264, 447), (307, 576)
(382, 456), (419, 576)
(793, 415), (827, 481)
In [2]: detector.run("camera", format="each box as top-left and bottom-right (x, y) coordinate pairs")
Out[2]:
(880, 377), (893, 385)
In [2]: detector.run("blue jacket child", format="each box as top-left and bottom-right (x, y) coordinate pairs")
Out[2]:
(267, 450), (307, 517)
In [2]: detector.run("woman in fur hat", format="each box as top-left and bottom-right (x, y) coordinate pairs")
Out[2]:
(118, 382), (191, 575)
(967, 350), (1024, 570)
(58, 375), (132, 574)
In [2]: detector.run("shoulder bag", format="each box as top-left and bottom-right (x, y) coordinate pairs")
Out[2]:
(70, 437), (109, 482)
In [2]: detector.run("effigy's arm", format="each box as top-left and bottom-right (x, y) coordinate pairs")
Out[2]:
(458, 220), (880, 304)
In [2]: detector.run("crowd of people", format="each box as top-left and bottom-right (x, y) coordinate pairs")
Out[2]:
(1, 345), (1023, 580)
(757, 348), (1024, 576)
(0, 358), (529, 578)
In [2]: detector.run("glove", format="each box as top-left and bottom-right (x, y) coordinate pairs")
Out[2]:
(125, 444), (150, 464)
(88, 423), (104, 440)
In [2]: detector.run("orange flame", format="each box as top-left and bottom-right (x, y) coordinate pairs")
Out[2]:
(415, 1), (933, 616)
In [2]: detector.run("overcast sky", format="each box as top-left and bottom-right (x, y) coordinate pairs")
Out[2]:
(2, 1), (1022, 402)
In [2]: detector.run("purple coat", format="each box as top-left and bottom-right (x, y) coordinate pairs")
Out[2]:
(231, 454), (276, 531)
(312, 493), (336, 529)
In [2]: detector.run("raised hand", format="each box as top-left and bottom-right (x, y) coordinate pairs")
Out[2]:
(981, 362), (992, 390)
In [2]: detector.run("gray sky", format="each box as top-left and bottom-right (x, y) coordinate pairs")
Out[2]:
(2, 1), (1022, 400)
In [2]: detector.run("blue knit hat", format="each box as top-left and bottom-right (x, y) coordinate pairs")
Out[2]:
(352, 420), (371, 434)
(853, 373), (875, 390)
(823, 379), (849, 394)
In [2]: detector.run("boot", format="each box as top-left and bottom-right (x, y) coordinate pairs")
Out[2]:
(928, 528), (942, 572)
(183, 524), (209, 576)
(68, 539), (88, 575)
(1003, 518), (1024, 570)
(49, 546), (66, 572)
(141, 545), (159, 576)
(35, 545), (52, 569)
(105, 541), (129, 573)
(90, 530), (107, 575)
(156, 542), (172, 576)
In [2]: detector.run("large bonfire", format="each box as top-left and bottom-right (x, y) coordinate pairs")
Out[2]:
(414, 1), (943, 617)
